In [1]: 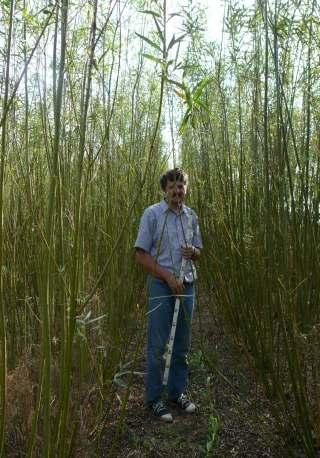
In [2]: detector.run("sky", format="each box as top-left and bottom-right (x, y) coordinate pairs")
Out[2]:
(201, 0), (225, 41)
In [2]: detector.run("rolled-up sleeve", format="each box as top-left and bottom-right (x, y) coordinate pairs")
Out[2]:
(192, 213), (203, 249)
(134, 208), (154, 253)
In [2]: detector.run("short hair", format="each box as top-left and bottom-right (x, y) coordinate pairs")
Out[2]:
(160, 167), (188, 191)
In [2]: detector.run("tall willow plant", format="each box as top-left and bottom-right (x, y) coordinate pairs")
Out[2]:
(0, 1), (15, 454)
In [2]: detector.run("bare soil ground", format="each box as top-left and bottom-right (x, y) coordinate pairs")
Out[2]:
(95, 302), (309, 458)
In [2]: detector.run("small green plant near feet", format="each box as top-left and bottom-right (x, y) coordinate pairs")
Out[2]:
(189, 350), (206, 370)
(189, 349), (207, 385)
(205, 412), (219, 457)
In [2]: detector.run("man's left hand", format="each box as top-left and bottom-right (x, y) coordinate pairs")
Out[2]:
(181, 245), (195, 260)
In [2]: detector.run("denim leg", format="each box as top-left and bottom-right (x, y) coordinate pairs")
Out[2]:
(167, 283), (195, 400)
(146, 278), (174, 404)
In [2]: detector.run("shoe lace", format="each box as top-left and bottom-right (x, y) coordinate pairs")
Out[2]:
(178, 394), (190, 408)
(153, 401), (165, 414)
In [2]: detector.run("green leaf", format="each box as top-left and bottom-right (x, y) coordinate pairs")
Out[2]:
(178, 110), (191, 135)
(84, 311), (92, 321)
(193, 75), (213, 101)
(168, 12), (182, 21)
(174, 89), (185, 100)
(86, 314), (107, 325)
(138, 9), (161, 18)
(165, 77), (184, 89)
(135, 32), (162, 53)
(167, 33), (187, 51)
(173, 61), (185, 71)
(167, 34), (176, 51)
(196, 99), (210, 113)
(153, 17), (164, 43)
(142, 53), (163, 65)
(182, 81), (192, 108)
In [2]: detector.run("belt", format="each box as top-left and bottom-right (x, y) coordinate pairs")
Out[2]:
(151, 275), (193, 286)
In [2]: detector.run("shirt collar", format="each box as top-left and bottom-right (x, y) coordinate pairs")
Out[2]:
(160, 199), (187, 215)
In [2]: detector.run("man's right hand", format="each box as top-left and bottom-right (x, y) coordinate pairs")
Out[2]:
(135, 249), (185, 295)
(166, 274), (185, 296)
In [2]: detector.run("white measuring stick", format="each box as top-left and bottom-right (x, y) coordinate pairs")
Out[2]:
(163, 213), (193, 387)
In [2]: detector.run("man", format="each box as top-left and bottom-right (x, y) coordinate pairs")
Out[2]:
(135, 167), (202, 422)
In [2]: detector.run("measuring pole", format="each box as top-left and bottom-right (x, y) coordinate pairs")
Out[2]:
(163, 211), (193, 387)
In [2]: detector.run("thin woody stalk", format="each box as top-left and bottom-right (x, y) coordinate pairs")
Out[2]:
(107, 2), (168, 456)
(0, 0), (15, 453)
(39, 0), (68, 452)
(56, 0), (97, 453)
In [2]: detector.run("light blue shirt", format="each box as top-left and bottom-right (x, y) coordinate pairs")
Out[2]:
(134, 200), (203, 282)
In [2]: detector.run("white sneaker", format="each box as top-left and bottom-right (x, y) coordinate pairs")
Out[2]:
(173, 394), (196, 413)
(150, 400), (173, 422)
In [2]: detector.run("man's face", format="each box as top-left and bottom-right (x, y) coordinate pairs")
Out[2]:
(164, 179), (187, 206)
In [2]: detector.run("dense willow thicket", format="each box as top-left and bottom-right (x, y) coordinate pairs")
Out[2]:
(0, 0), (319, 456)
(0, 0), (168, 455)
(183, 0), (320, 456)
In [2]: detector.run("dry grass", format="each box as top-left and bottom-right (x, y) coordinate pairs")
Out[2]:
(6, 360), (34, 455)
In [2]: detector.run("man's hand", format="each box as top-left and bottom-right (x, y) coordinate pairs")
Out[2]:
(166, 273), (185, 296)
(135, 249), (186, 294)
(181, 245), (195, 260)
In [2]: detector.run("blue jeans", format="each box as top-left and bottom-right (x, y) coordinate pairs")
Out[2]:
(146, 277), (195, 404)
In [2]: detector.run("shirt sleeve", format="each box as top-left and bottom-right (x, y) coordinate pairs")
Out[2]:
(192, 212), (203, 249)
(134, 207), (155, 253)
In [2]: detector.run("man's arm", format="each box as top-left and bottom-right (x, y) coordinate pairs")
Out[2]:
(135, 248), (185, 295)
